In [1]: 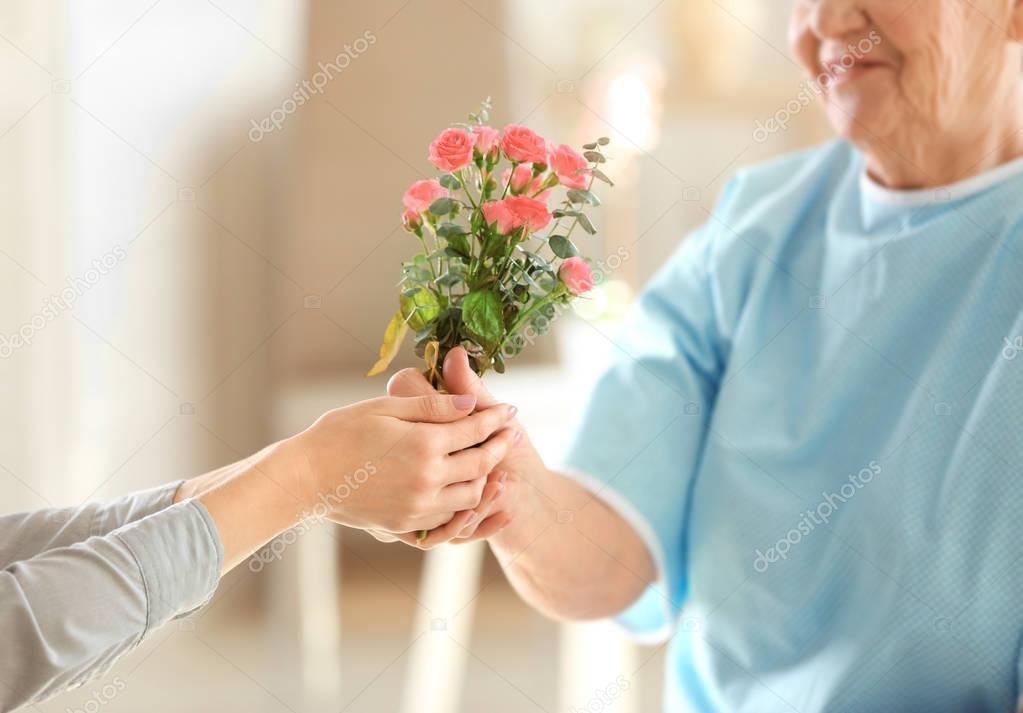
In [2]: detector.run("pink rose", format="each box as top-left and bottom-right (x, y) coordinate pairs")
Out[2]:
(549, 144), (590, 190)
(428, 127), (476, 173)
(402, 208), (422, 231)
(559, 257), (594, 295)
(482, 195), (552, 234)
(501, 124), (548, 164)
(402, 179), (448, 212)
(501, 164), (551, 203)
(472, 125), (500, 156)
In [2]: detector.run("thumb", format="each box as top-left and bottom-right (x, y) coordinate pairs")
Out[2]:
(387, 368), (435, 398)
(443, 347), (498, 408)
(371, 393), (477, 423)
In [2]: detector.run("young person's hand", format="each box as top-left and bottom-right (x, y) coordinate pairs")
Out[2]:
(288, 394), (519, 532)
(182, 393), (518, 572)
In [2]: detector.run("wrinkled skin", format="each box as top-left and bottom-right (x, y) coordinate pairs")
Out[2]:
(789, 0), (1023, 187)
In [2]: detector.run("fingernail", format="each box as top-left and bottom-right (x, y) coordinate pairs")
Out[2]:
(453, 394), (475, 410)
(514, 430), (523, 444)
(508, 405), (518, 418)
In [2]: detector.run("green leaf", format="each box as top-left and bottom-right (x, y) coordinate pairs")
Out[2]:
(597, 136), (610, 145)
(583, 151), (606, 164)
(582, 142), (598, 150)
(367, 311), (409, 376)
(461, 290), (504, 351)
(566, 189), (601, 206)
(439, 174), (461, 190)
(552, 209), (582, 219)
(400, 287), (441, 331)
(429, 197), (454, 216)
(590, 168), (615, 186)
(548, 235), (579, 259)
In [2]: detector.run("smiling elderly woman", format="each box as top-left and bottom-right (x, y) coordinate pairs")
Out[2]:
(384, 1), (1023, 711)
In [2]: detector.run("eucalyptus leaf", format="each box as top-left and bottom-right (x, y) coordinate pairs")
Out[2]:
(582, 142), (597, 150)
(590, 168), (615, 187)
(574, 212), (596, 235)
(566, 189), (601, 206)
(429, 197), (454, 216)
(597, 136), (610, 145)
(583, 151), (606, 164)
(445, 233), (471, 258)
(548, 234), (579, 259)
(436, 271), (463, 288)
(438, 174), (462, 190)
(437, 222), (467, 238)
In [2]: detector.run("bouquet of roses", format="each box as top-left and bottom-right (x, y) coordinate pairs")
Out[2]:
(368, 99), (613, 389)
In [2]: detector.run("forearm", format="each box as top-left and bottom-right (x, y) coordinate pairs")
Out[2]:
(192, 441), (311, 574)
(489, 464), (655, 621)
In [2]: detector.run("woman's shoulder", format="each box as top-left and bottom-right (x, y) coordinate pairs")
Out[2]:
(720, 140), (857, 219)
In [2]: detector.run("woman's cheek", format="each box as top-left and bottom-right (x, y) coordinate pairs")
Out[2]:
(788, 12), (820, 79)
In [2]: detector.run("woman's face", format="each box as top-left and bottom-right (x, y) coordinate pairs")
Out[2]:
(789, 0), (1023, 150)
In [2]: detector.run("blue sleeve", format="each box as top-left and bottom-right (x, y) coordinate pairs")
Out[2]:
(560, 203), (732, 642)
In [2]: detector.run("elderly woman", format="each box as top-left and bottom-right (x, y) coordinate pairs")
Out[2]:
(387, 1), (1023, 710)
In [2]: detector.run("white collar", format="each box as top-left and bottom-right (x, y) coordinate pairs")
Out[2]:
(860, 153), (1023, 207)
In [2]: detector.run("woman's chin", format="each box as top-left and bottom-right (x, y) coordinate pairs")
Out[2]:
(824, 98), (898, 146)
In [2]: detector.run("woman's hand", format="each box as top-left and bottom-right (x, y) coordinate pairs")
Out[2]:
(188, 393), (518, 572)
(286, 394), (520, 533)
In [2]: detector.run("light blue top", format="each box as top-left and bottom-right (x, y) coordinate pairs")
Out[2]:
(563, 140), (1023, 712)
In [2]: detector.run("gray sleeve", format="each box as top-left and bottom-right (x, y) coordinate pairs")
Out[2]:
(0, 481), (184, 569)
(0, 499), (222, 712)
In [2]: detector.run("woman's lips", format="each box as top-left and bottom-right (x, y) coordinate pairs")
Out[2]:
(821, 59), (889, 86)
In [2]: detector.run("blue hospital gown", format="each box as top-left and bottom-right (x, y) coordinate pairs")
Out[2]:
(563, 140), (1023, 712)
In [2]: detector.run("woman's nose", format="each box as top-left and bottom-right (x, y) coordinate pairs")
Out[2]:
(809, 0), (870, 40)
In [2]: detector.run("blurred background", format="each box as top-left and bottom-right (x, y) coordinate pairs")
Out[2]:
(0, 1), (830, 711)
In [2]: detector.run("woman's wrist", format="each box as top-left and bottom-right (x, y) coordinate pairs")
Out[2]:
(489, 465), (557, 554)
(196, 443), (311, 573)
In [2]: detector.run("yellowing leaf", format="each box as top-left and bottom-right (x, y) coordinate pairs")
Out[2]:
(366, 310), (409, 377)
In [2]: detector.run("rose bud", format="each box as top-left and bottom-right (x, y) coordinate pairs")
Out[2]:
(558, 256), (594, 295)
(402, 208), (422, 232)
